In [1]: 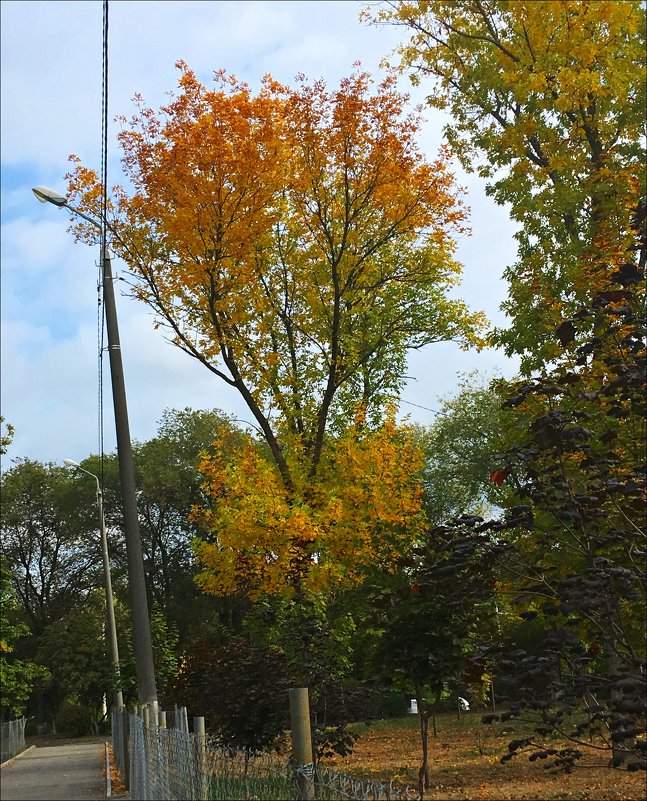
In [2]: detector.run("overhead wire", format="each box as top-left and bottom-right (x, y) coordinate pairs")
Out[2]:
(98, 0), (109, 488)
(399, 398), (439, 415)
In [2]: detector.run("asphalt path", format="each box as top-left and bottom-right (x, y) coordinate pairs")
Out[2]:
(0, 743), (107, 801)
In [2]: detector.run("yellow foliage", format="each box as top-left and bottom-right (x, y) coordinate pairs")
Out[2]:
(191, 406), (425, 598)
(365, 1), (645, 371)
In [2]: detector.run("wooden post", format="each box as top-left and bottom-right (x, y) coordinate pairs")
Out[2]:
(194, 716), (208, 801)
(289, 688), (315, 801)
(158, 709), (168, 800)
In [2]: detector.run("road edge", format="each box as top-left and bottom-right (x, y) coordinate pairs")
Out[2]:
(0, 745), (37, 770)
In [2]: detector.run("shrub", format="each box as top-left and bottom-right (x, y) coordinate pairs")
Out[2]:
(54, 701), (94, 737)
(165, 637), (290, 751)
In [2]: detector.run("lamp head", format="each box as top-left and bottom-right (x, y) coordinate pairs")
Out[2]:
(64, 458), (81, 468)
(32, 186), (68, 207)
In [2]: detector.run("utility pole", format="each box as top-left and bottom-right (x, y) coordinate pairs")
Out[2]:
(33, 184), (158, 709)
(101, 244), (158, 708)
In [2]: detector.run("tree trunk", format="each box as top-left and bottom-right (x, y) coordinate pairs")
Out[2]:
(416, 687), (431, 799)
(431, 683), (443, 738)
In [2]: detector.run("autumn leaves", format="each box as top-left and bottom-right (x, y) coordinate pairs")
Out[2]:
(65, 66), (485, 598)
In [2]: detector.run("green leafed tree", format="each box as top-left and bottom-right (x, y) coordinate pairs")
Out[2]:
(1, 416), (14, 456)
(0, 459), (101, 637)
(0, 559), (50, 720)
(114, 604), (179, 705)
(76, 409), (251, 648)
(367, 527), (499, 796)
(131, 408), (248, 636)
(414, 372), (512, 523)
(36, 591), (114, 724)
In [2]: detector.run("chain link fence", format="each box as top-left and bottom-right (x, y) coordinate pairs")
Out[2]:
(113, 707), (414, 800)
(0, 717), (27, 764)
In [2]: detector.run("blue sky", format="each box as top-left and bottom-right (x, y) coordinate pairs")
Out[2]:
(1, 0), (519, 467)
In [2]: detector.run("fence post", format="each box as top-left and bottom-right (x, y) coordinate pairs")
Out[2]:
(289, 688), (315, 801)
(193, 716), (208, 801)
(123, 708), (131, 791)
(143, 705), (152, 801)
(157, 709), (167, 801)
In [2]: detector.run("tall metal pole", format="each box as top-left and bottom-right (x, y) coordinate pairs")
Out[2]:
(65, 459), (124, 711)
(101, 244), (158, 708)
(95, 479), (124, 711)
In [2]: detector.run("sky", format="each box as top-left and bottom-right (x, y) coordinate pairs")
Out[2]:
(0, 0), (520, 469)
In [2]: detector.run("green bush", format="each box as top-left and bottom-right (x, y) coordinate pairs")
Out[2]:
(54, 702), (94, 737)
(378, 691), (410, 718)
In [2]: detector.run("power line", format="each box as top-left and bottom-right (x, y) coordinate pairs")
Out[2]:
(98, 0), (109, 484)
(399, 398), (440, 415)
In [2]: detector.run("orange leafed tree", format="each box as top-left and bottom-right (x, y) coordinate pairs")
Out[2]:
(66, 64), (485, 595)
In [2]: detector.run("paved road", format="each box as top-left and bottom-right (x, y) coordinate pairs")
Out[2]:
(0, 743), (106, 801)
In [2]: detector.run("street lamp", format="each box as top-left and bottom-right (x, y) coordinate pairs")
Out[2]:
(34, 185), (157, 708)
(64, 458), (123, 711)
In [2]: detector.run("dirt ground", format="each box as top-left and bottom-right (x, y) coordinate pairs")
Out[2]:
(321, 715), (647, 800)
(26, 733), (110, 748)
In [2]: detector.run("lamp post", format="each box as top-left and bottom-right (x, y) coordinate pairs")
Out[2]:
(64, 459), (123, 711)
(34, 185), (157, 708)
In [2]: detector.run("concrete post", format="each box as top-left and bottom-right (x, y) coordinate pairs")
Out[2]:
(102, 247), (157, 708)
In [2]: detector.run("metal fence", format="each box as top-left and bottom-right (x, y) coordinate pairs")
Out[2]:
(0, 717), (27, 764)
(113, 707), (414, 800)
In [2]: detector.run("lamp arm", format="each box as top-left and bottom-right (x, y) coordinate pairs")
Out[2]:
(64, 202), (103, 231)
